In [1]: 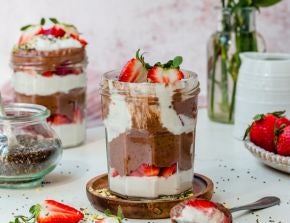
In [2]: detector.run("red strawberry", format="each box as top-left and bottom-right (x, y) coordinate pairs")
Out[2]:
(187, 199), (217, 209)
(19, 25), (44, 45)
(42, 71), (54, 77)
(244, 111), (286, 152)
(48, 114), (71, 125)
(10, 200), (84, 223)
(275, 117), (290, 129)
(147, 56), (184, 84)
(160, 163), (177, 177)
(276, 126), (290, 156)
(111, 169), (119, 177)
(70, 33), (88, 46)
(43, 25), (66, 38)
(130, 163), (160, 177)
(37, 200), (84, 223)
(119, 49), (150, 83)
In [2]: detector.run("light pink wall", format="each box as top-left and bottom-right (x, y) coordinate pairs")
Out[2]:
(1, 0), (289, 97)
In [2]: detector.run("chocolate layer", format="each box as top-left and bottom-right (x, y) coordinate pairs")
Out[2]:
(12, 47), (87, 72)
(14, 88), (86, 121)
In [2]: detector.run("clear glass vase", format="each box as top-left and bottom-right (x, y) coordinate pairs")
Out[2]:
(207, 7), (266, 124)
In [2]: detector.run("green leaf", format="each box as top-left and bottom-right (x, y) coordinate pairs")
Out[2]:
(271, 110), (285, 117)
(255, 0), (282, 7)
(253, 113), (264, 121)
(117, 206), (124, 220)
(20, 25), (32, 31)
(243, 124), (251, 140)
(40, 18), (45, 25)
(104, 209), (112, 217)
(49, 18), (59, 24)
(172, 56), (183, 68)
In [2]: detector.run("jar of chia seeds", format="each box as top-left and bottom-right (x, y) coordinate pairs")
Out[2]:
(0, 103), (62, 188)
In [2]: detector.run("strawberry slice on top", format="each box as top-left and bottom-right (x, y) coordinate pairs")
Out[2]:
(147, 56), (184, 84)
(119, 49), (151, 83)
(19, 25), (44, 45)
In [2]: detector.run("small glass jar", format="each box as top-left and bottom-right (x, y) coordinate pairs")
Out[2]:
(0, 103), (62, 188)
(11, 48), (87, 148)
(100, 70), (200, 199)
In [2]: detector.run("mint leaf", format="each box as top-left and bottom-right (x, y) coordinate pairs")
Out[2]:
(40, 18), (45, 25)
(49, 18), (59, 24)
(255, 0), (282, 7)
(20, 25), (32, 31)
(172, 56), (183, 68)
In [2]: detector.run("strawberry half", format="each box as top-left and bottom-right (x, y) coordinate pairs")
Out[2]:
(43, 25), (66, 38)
(244, 111), (287, 152)
(10, 200), (84, 223)
(19, 25), (44, 45)
(48, 114), (72, 125)
(147, 56), (184, 84)
(37, 200), (84, 223)
(119, 49), (151, 83)
(130, 163), (160, 177)
(159, 163), (177, 177)
(276, 126), (290, 156)
(70, 33), (88, 46)
(187, 199), (217, 209)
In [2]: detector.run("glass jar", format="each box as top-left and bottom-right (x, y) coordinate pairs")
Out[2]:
(207, 7), (265, 124)
(11, 48), (87, 148)
(100, 70), (200, 199)
(0, 103), (62, 188)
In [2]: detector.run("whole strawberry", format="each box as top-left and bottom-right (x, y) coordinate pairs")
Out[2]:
(276, 126), (290, 156)
(244, 111), (289, 152)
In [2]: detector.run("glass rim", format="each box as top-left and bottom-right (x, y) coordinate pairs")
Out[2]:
(0, 103), (50, 123)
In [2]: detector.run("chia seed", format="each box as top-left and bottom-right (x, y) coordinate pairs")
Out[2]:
(0, 134), (61, 176)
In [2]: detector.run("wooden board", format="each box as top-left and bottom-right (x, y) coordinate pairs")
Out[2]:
(86, 173), (214, 219)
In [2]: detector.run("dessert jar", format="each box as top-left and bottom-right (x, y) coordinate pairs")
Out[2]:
(101, 70), (200, 199)
(11, 48), (87, 148)
(0, 103), (62, 188)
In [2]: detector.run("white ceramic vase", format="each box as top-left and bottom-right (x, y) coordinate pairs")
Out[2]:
(234, 52), (290, 139)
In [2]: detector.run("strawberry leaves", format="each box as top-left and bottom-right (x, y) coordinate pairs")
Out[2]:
(9, 204), (41, 223)
(104, 206), (124, 223)
(49, 18), (59, 24)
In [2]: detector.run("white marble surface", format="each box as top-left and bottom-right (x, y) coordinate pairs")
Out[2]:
(1, 109), (290, 222)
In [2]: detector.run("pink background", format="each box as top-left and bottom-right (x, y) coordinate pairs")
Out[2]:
(0, 0), (289, 126)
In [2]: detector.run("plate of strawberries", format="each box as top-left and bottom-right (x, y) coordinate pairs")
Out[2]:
(243, 111), (290, 173)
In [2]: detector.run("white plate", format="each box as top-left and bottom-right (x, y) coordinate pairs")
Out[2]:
(244, 140), (290, 174)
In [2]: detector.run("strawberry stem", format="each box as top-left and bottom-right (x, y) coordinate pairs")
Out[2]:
(9, 204), (41, 223)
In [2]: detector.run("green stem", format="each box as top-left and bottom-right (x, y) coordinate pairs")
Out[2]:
(229, 79), (237, 122)
(220, 41), (229, 112)
(209, 41), (219, 116)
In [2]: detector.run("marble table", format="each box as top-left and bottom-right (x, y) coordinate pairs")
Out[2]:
(1, 109), (289, 222)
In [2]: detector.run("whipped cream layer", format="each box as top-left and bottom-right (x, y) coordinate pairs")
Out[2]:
(109, 169), (192, 198)
(12, 71), (86, 95)
(52, 122), (86, 148)
(102, 71), (199, 142)
(28, 35), (82, 51)
(174, 206), (227, 223)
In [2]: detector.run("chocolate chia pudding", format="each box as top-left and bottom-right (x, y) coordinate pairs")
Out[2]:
(11, 18), (88, 148)
(101, 51), (200, 198)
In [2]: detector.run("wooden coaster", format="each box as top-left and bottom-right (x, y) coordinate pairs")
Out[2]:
(86, 173), (214, 219)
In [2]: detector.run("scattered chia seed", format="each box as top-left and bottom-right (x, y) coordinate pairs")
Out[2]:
(0, 134), (61, 176)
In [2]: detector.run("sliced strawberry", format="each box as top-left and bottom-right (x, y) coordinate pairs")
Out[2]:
(147, 66), (184, 84)
(43, 25), (66, 38)
(19, 25), (44, 45)
(48, 114), (71, 125)
(147, 56), (184, 84)
(70, 33), (88, 46)
(187, 199), (217, 209)
(42, 71), (54, 77)
(119, 49), (150, 83)
(275, 117), (290, 129)
(130, 163), (160, 177)
(111, 169), (119, 177)
(159, 163), (177, 177)
(37, 200), (84, 223)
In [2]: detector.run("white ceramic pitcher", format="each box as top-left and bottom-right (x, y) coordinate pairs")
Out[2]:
(234, 52), (290, 139)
